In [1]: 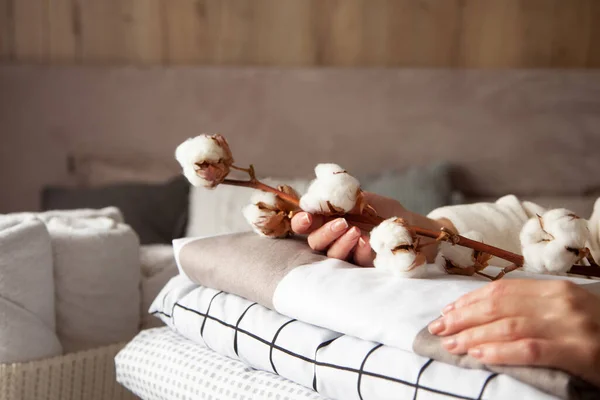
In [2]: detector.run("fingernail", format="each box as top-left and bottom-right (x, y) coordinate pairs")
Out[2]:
(441, 303), (455, 316)
(331, 218), (348, 232)
(469, 348), (483, 359)
(428, 318), (445, 335)
(348, 227), (361, 238)
(442, 337), (457, 350)
(359, 238), (367, 247)
(301, 213), (311, 226)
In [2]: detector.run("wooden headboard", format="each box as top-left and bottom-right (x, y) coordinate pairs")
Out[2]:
(1, 65), (599, 212)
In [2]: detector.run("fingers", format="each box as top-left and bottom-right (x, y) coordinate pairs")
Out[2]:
(353, 235), (375, 267)
(307, 218), (350, 252)
(441, 317), (549, 355)
(467, 338), (568, 369)
(327, 227), (361, 260)
(291, 212), (325, 235)
(429, 297), (546, 336)
(445, 280), (559, 314)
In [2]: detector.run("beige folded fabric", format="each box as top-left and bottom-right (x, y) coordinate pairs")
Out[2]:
(177, 232), (327, 309)
(47, 216), (140, 352)
(0, 217), (63, 363)
(413, 320), (600, 400)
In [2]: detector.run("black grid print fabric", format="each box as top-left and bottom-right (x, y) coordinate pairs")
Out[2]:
(151, 284), (509, 400)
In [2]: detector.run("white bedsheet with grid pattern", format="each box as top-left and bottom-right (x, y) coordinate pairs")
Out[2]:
(129, 275), (557, 400)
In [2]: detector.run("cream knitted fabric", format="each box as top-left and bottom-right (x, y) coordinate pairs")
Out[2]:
(427, 195), (547, 266)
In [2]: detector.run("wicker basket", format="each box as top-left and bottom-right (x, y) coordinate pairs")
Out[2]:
(0, 342), (138, 400)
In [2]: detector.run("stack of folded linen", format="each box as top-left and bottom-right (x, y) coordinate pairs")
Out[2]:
(116, 233), (600, 400)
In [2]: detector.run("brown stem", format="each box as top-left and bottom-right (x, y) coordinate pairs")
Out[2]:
(222, 178), (301, 208)
(221, 174), (600, 279)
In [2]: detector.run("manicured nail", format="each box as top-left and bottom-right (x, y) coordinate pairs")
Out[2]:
(359, 237), (367, 247)
(347, 227), (361, 238)
(441, 303), (455, 316)
(442, 337), (457, 350)
(428, 318), (445, 335)
(469, 348), (483, 359)
(301, 213), (312, 226)
(331, 218), (348, 232)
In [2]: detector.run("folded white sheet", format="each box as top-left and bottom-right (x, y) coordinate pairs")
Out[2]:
(116, 328), (327, 400)
(273, 258), (594, 353)
(0, 216), (62, 362)
(148, 275), (557, 400)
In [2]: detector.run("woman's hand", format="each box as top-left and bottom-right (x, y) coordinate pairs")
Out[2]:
(290, 192), (448, 267)
(428, 279), (600, 387)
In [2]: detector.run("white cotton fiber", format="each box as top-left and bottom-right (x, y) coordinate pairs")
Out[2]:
(370, 218), (427, 277)
(243, 191), (291, 238)
(521, 208), (590, 274)
(435, 231), (484, 270)
(299, 163), (361, 214)
(175, 134), (231, 187)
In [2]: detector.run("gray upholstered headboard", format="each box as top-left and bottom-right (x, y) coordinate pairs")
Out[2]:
(1, 65), (599, 213)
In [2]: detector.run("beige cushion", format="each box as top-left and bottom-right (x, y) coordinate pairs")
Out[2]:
(185, 178), (311, 238)
(0, 216), (63, 363)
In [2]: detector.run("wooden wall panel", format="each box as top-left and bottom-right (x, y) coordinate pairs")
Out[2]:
(13, 0), (46, 61)
(0, 0), (13, 60)
(47, 0), (78, 62)
(163, 0), (216, 63)
(1, 0), (599, 68)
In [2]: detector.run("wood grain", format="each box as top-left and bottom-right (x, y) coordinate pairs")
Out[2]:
(3, 0), (599, 68)
(163, 0), (216, 63)
(0, 0), (13, 60)
(252, 0), (316, 66)
(47, 0), (78, 62)
(13, 0), (47, 61)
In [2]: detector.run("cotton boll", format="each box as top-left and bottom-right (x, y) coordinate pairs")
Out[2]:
(373, 253), (428, 278)
(520, 217), (552, 247)
(370, 217), (427, 277)
(299, 164), (362, 214)
(314, 163), (346, 179)
(522, 241), (579, 275)
(587, 198), (600, 262)
(249, 191), (279, 208)
(541, 208), (589, 245)
(521, 208), (591, 275)
(175, 134), (234, 188)
(243, 203), (290, 239)
(435, 231), (486, 271)
(243, 191), (295, 238)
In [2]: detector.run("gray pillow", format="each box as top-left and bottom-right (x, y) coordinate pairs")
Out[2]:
(361, 162), (456, 215)
(41, 176), (189, 245)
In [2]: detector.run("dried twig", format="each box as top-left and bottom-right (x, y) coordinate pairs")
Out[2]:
(221, 165), (600, 280)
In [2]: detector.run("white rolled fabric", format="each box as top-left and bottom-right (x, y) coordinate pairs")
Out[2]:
(47, 216), (140, 353)
(0, 216), (63, 362)
(11, 206), (124, 224)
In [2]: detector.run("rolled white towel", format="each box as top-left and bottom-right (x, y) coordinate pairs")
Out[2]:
(0, 216), (63, 362)
(11, 206), (124, 224)
(47, 216), (141, 353)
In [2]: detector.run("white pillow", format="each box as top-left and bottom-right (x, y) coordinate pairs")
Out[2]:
(185, 178), (311, 238)
(0, 216), (63, 362)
